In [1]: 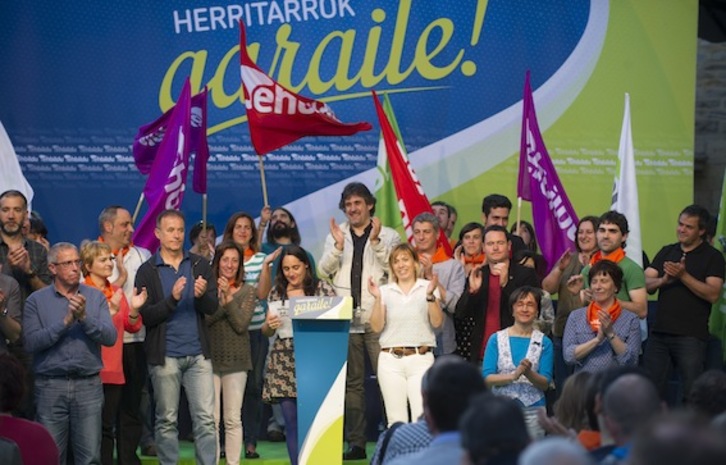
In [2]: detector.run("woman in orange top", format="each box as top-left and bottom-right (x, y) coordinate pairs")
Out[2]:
(80, 241), (146, 465)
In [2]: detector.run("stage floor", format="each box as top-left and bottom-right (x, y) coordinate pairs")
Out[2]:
(137, 441), (376, 464)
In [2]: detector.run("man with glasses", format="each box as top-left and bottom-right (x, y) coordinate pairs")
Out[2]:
(23, 242), (117, 464)
(0, 189), (52, 419)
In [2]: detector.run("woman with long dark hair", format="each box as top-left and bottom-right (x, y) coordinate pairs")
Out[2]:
(261, 246), (335, 465)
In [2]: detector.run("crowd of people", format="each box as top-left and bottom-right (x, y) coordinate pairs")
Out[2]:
(1, 184), (726, 465)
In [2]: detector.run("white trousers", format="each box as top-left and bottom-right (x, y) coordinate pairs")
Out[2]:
(213, 370), (248, 465)
(377, 351), (434, 426)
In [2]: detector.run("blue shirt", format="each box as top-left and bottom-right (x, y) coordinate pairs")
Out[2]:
(155, 252), (202, 357)
(23, 283), (116, 377)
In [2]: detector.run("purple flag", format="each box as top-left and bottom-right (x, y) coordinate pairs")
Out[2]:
(517, 71), (578, 272)
(133, 87), (209, 193)
(132, 79), (192, 252)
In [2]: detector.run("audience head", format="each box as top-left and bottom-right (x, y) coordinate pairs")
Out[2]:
(431, 201), (452, 235)
(0, 190), (29, 238)
(519, 437), (594, 465)
(576, 215), (600, 253)
(678, 204), (710, 245)
(688, 369), (726, 419)
(266, 207), (302, 245)
(588, 259), (623, 294)
(189, 221), (216, 247)
(458, 222), (484, 256)
(483, 225), (511, 264)
(511, 220), (538, 253)
(602, 372), (663, 444)
(481, 194), (512, 227)
(274, 245), (316, 297)
(212, 241), (246, 285)
(629, 412), (726, 465)
(154, 209), (185, 254)
(412, 212), (440, 253)
(597, 210), (629, 251)
(79, 240), (113, 277)
(223, 212), (258, 252)
(388, 243), (420, 283)
(420, 354), (485, 434)
(48, 242), (82, 287)
(508, 285), (542, 319)
(98, 205), (134, 248)
(459, 392), (529, 465)
(28, 211), (49, 241)
(338, 182), (376, 228)
(554, 371), (593, 432)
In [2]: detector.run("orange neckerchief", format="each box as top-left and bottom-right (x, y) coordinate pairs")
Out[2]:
(577, 430), (601, 451)
(586, 299), (622, 332)
(84, 275), (115, 301)
(463, 252), (485, 266)
(243, 247), (255, 261)
(431, 246), (450, 264)
(589, 247), (625, 266)
(98, 236), (132, 257)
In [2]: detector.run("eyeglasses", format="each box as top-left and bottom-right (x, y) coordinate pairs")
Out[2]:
(54, 259), (83, 269)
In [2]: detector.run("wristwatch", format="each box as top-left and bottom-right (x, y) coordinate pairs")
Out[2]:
(426, 294), (436, 302)
(26, 269), (36, 279)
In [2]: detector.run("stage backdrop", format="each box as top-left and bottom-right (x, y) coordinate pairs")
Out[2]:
(0, 1), (697, 258)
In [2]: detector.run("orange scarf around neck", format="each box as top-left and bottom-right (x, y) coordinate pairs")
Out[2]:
(589, 247), (625, 266)
(431, 246), (450, 264)
(84, 274), (115, 301)
(98, 236), (132, 257)
(243, 247), (255, 261)
(586, 299), (622, 332)
(464, 252), (485, 265)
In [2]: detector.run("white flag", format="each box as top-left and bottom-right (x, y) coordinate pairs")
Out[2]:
(611, 93), (642, 267)
(0, 121), (33, 210)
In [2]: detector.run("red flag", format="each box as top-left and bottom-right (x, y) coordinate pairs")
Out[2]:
(133, 87), (210, 193)
(372, 90), (452, 256)
(239, 22), (371, 156)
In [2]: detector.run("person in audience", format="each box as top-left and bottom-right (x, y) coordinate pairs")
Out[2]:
(563, 260), (640, 373)
(0, 272), (21, 355)
(629, 412), (726, 465)
(412, 212), (465, 356)
(431, 201), (454, 241)
(80, 240), (145, 465)
(387, 355), (485, 465)
(519, 437), (594, 465)
(262, 245), (336, 465)
(455, 225), (538, 365)
(135, 210), (218, 465)
(1, 190), (52, 419)
(483, 286), (553, 439)
(206, 241), (272, 465)
(643, 205), (724, 403)
(459, 392), (530, 465)
(97, 204), (155, 460)
(688, 369), (726, 419)
(369, 243), (443, 426)
(189, 221), (216, 262)
(514, 250), (555, 335)
(24, 242), (117, 463)
(0, 353), (59, 465)
(599, 372), (664, 464)
(27, 211), (50, 251)
(452, 222), (485, 360)
(511, 220), (547, 282)
(542, 215), (599, 398)
(480, 194), (527, 256)
(222, 211), (272, 459)
(318, 182), (400, 461)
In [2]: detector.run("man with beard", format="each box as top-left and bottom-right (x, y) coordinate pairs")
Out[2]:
(259, 206), (316, 278)
(0, 190), (52, 419)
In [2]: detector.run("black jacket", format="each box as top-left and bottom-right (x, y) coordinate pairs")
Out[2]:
(455, 261), (538, 363)
(135, 252), (218, 366)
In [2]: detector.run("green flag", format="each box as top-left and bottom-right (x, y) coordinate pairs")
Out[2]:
(374, 94), (405, 238)
(709, 167), (726, 362)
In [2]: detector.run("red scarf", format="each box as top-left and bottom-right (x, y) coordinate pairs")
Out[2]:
(98, 236), (132, 257)
(84, 275), (115, 301)
(586, 299), (622, 332)
(589, 247), (625, 266)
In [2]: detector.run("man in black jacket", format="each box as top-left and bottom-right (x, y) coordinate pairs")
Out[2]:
(455, 225), (538, 365)
(135, 209), (218, 465)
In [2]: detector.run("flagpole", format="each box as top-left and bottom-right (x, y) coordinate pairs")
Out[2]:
(202, 193), (208, 232)
(516, 197), (522, 233)
(258, 156), (269, 207)
(131, 192), (145, 225)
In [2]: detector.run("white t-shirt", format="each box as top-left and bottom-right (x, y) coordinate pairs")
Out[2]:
(379, 279), (439, 348)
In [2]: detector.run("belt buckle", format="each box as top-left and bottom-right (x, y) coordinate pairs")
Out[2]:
(390, 348), (403, 359)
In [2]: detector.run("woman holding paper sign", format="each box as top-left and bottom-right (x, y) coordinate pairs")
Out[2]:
(369, 243), (443, 426)
(261, 246), (336, 465)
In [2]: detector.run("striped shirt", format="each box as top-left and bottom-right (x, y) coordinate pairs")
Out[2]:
(244, 252), (267, 330)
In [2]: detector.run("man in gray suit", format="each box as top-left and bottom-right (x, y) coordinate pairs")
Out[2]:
(388, 355), (485, 465)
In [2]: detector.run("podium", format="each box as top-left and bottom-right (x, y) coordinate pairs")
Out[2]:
(291, 295), (352, 465)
